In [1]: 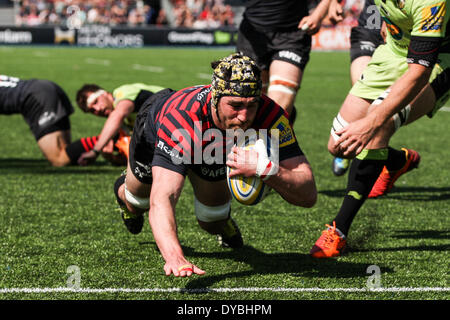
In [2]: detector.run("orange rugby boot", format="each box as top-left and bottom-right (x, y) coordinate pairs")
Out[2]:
(368, 148), (420, 198)
(310, 221), (347, 258)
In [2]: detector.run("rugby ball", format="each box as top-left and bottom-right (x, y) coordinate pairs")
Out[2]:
(226, 134), (270, 206)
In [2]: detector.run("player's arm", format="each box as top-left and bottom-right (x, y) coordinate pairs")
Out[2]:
(227, 147), (317, 208)
(336, 36), (441, 156)
(299, 0), (332, 34)
(149, 166), (205, 277)
(94, 99), (134, 153)
(78, 100), (134, 165)
(264, 155), (317, 207)
(327, 0), (343, 25)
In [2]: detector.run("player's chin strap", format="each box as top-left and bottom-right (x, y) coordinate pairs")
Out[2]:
(254, 138), (279, 181)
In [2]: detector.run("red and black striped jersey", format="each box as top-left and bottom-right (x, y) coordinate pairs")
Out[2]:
(144, 85), (303, 178)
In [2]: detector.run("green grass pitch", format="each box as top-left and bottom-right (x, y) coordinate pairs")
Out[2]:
(0, 46), (448, 301)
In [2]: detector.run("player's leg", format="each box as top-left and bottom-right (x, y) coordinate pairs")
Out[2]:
(113, 103), (153, 234)
(267, 60), (302, 117)
(313, 50), (405, 257)
(369, 56), (450, 198)
(37, 129), (71, 166)
(267, 27), (310, 122)
(333, 25), (383, 176)
(113, 158), (151, 235)
(332, 56), (371, 176)
(30, 80), (75, 166)
(188, 170), (242, 248)
(331, 56), (369, 176)
(328, 93), (373, 158)
(350, 55), (372, 85)
(64, 135), (101, 165)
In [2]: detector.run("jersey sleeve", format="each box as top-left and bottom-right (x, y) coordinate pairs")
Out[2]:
(113, 84), (145, 107)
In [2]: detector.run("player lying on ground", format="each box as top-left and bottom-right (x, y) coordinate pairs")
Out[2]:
(0, 74), (114, 167)
(75, 83), (165, 166)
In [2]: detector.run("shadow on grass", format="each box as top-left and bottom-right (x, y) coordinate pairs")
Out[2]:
(391, 229), (450, 240)
(169, 244), (394, 290)
(352, 243), (450, 253)
(319, 186), (450, 201)
(0, 158), (120, 174)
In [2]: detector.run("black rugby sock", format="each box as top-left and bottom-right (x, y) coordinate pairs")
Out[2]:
(64, 135), (99, 164)
(333, 149), (387, 236)
(385, 147), (406, 171)
(114, 174), (126, 207)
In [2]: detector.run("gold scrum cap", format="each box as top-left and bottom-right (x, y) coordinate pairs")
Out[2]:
(210, 53), (262, 107)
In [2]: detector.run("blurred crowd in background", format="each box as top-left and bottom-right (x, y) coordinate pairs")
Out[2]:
(10, 0), (364, 29)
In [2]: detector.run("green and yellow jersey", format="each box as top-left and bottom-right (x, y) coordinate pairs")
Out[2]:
(112, 83), (165, 130)
(375, 0), (448, 57)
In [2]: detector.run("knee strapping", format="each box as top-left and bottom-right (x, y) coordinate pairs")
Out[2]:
(124, 183), (149, 209)
(268, 75), (299, 95)
(194, 197), (231, 223)
(331, 112), (349, 142)
(372, 89), (410, 131)
(392, 104), (411, 130)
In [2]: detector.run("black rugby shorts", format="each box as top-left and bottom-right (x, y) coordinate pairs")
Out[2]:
(237, 18), (311, 71)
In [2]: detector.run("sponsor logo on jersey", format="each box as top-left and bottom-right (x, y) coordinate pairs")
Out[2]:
(201, 165), (226, 178)
(157, 140), (185, 163)
(421, 3), (446, 33)
(271, 116), (295, 148)
(115, 90), (124, 99)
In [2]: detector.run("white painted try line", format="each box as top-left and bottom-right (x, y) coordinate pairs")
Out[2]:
(440, 106), (450, 112)
(132, 64), (164, 73)
(197, 72), (211, 80)
(0, 287), (448, 294)
(85, 58), (111, 66)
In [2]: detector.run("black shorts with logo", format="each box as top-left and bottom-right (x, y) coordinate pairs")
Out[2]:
(350, 26), (384, 62)
(236, 18), (311, 71)
(22, 80), (74, 140)
(128, 90), (163, 185)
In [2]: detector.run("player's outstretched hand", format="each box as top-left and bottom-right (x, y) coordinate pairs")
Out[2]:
(164, 260), (205, 277)
(77, 150), (98, 166)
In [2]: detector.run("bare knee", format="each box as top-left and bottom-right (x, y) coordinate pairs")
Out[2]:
(47, 151), (71, 167)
